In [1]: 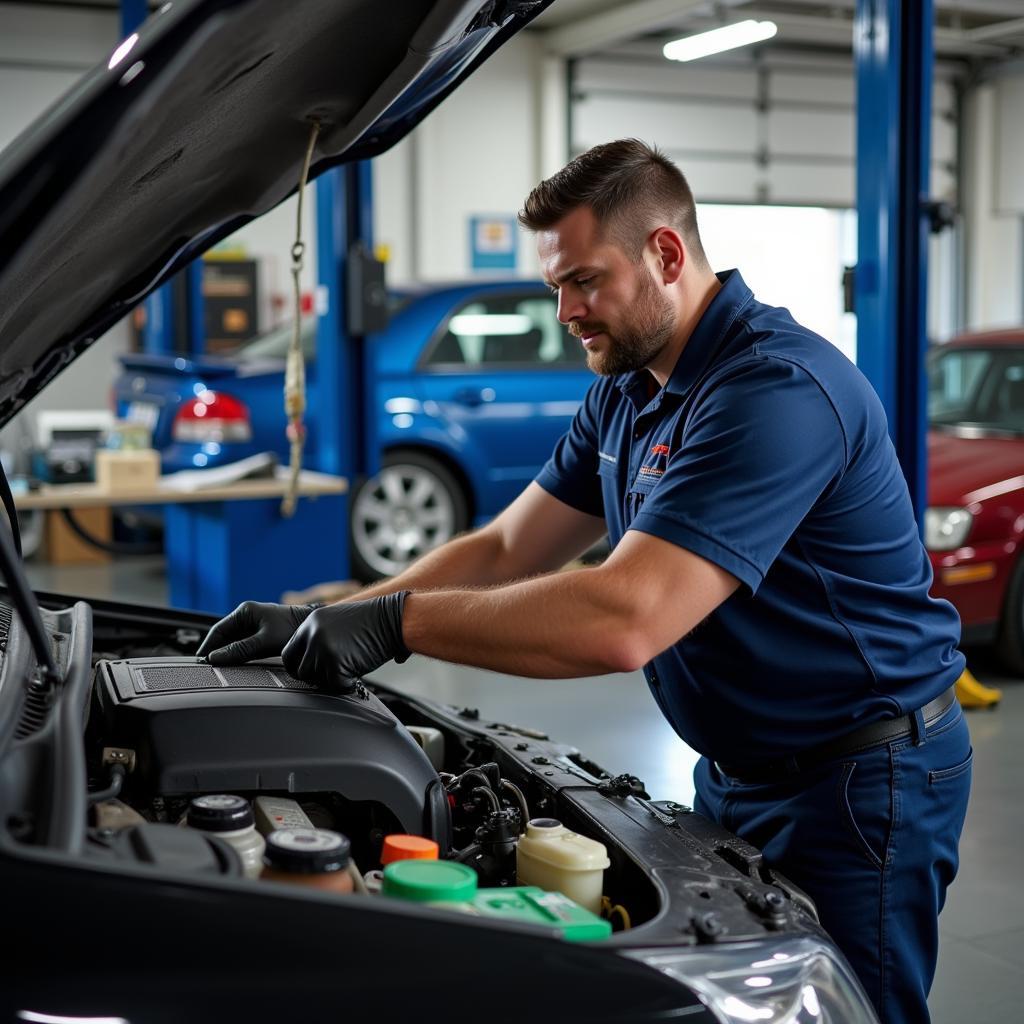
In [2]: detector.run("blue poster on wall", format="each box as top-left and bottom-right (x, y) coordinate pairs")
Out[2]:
(470, 215), (518, 271)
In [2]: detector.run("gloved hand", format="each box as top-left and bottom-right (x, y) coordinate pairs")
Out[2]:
(197, 601), (317, 666)
(281, 591), (411, 691)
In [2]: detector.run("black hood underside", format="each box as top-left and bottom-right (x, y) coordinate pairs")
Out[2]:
(0, 0), (548, 427)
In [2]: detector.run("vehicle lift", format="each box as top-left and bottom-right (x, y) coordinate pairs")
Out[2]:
(854, 0), (998, 707)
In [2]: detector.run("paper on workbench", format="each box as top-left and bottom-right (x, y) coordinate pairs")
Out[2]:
(160, 452), (278, 492)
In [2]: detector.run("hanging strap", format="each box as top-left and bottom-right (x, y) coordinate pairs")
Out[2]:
(281, 120), (321, 518)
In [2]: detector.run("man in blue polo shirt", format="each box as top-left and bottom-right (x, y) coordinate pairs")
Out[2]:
(200, 139), (970, 1022)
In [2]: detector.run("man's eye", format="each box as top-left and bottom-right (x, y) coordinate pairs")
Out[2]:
(576, 277), (594, 288)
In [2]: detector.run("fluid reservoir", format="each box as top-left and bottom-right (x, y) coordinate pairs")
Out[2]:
(515, 818), (610, 914)
(260, 828), (355, 894)
(186, 794), (265, 879)
(381, 859), (478, 908)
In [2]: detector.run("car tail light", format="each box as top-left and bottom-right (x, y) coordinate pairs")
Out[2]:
(172, 390), (252, 443)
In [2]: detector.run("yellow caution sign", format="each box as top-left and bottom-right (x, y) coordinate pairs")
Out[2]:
(955, 668), (1002, 710)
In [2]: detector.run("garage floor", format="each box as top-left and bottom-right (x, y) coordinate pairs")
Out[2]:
(24, 556), (1024, 1024)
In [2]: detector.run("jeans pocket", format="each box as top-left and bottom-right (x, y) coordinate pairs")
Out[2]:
(929, 747), (974, 785)
(836, 761), (887, 871)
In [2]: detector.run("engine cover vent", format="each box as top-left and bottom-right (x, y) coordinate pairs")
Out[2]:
(132, 663), (315, 693)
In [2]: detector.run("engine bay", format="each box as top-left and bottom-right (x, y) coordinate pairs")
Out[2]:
(0, 592), (825, 953)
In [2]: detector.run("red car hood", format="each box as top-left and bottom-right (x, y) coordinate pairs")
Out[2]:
(928, 429), (1024, 506)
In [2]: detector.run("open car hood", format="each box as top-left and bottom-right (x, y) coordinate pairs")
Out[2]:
(0, 0), (548, 428)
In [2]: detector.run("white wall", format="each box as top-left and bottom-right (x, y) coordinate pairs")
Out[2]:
(963, 78), (1023, 331)
(571, 51), (958, 209)
(375, 32), (546, 285)
(0, 2), (110, 153)
(0, 2), (128, 447)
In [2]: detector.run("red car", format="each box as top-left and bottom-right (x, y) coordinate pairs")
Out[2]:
(928, 329), (1024, 671)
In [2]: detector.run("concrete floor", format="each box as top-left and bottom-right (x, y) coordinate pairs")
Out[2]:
(24, 556), (1024, 1023)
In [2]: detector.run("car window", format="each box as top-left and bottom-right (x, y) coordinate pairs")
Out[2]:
(929, 347), (1024, 432)
(987, 359), (1024, 431)
(928, 349), (993, 424)
(426, 293), (584, 369)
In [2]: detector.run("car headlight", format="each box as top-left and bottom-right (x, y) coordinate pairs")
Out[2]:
(624, 935), (879, 1023)
(925, 507), (973, 551)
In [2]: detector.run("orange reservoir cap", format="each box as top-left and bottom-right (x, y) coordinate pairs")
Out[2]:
(381, 834), (440, 865)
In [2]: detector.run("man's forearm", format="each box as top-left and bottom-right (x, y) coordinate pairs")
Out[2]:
(341, 526), (518, 602)
(401, 565), (646, 678)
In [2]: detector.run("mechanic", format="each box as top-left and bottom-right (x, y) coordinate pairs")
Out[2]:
(199, 139), (970, 1024)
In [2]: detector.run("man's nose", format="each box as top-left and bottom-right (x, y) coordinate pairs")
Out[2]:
(556, 289), (586, 325)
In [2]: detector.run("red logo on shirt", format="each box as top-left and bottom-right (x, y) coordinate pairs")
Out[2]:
(651, 444), (670, 457)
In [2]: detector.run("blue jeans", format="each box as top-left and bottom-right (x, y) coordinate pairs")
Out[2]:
(694, 702), (972, 1024)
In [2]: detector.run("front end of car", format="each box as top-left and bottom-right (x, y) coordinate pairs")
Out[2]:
(0, 589), (879, 1024)
(926, 497), (1020, 641)
(926, 428), (1024, 643)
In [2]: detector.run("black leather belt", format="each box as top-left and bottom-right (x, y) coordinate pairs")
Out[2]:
(715, 685), (958, 784)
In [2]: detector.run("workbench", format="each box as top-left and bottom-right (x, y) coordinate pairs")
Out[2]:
(15, 469), (349, 615)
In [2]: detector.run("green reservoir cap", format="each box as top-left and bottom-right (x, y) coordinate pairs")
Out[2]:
(382, 860), (478, 903)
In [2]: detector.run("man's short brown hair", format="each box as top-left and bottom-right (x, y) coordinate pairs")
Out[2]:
(519, 139), (708, 267)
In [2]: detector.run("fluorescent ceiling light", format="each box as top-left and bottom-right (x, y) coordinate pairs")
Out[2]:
(663, 20), (777, 62)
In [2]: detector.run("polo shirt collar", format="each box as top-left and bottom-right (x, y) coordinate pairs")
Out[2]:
(617, 269), (753, 411)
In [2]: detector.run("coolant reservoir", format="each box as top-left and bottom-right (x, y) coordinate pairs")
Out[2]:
(515, 818), (610, 914)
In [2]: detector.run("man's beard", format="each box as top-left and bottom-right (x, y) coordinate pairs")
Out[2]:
(569, 269), (676, 377)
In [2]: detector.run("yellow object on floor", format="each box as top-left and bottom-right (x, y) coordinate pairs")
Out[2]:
(955, 668), (1002, 710)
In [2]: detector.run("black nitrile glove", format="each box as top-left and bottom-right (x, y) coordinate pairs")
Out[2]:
(197, 601), (318, 666)
(281, 591), (411, 691)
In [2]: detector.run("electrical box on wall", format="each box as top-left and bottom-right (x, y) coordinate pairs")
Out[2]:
(346, 242), (389, 335)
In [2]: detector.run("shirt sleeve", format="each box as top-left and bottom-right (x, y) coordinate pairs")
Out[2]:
(534, 383), (605, 518)
(629, 355), (847, 594)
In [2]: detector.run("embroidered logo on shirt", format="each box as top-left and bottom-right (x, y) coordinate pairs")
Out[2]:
(637, 442), (671, 479)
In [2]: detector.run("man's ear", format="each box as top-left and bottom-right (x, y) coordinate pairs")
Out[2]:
(649, 226), (685, 284)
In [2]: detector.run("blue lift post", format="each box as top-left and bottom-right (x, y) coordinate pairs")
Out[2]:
(854, 0), (934, 530)
(315, 161), (381, 581)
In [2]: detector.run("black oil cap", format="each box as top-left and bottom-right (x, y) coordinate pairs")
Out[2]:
(263, 828), (351, 874)
(187, 794), (254, 833)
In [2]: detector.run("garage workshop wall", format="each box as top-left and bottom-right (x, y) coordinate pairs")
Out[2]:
(2, 2), (1022, 411)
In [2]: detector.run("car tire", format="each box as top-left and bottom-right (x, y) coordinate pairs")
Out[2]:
(996, 554), (1024, 675)
(350, 449), (469, 582)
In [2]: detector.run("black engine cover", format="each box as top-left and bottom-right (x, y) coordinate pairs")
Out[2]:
(93, 658), (450, 850)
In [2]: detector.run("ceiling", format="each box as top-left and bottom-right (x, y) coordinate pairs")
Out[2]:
(4, 0), (1024, 62)
(530, 0), (1024, 62)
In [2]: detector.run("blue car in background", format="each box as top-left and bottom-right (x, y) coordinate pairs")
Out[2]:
(114, 281), (592, 579)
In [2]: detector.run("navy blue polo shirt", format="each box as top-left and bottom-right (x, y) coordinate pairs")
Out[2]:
(536, 269), (964, 763)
